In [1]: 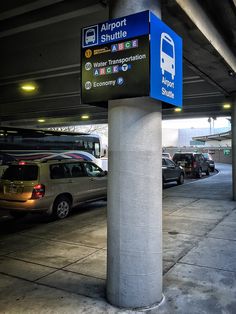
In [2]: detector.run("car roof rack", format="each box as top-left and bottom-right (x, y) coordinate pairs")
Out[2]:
(40, 158), (84, 163)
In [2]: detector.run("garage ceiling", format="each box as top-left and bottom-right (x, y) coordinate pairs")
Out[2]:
(0, 0), (235, 127)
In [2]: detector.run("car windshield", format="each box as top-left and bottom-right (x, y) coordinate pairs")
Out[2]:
(173, 154), (193, 162)
(203, 153), (212, 160)
(2, 165), (38, 181)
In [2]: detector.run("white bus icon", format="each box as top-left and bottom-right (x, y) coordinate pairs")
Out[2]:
(160, 32), (175, 80)
(85, 28), (96, 45)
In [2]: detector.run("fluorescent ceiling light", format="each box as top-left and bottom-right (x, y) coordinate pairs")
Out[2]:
(81, 114), (90, 119)
(21, 83), (36, 92)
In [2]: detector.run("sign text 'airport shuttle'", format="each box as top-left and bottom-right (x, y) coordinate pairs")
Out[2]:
(81, 11), (182, 107)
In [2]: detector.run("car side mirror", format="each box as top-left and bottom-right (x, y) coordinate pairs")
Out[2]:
(96, 170), (108, 177)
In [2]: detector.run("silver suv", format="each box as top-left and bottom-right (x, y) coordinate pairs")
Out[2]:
(0, 159), (107, 219)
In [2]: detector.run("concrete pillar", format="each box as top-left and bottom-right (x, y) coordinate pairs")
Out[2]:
(107, 0), (163, 309)
(232, 96), (236, 200)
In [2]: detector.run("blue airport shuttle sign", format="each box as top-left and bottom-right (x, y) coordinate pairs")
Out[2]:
(81, 11), (182, 107)
(82, 11), (149, 48)
(150, 12), (182, 107)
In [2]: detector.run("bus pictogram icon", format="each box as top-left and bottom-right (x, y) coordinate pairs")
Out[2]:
(83, 25), (98, 47)
(160, 32), (175, 80)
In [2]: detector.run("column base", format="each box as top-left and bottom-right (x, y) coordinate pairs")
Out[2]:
(107, 294), (165, 312)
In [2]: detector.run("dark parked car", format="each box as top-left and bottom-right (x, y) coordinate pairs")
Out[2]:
(172, 152), (210, 178)
(162, 157), (184, 185)
(202, 153), (215, 172)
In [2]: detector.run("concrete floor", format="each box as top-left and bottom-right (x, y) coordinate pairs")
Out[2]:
(0, 163), (236, 313)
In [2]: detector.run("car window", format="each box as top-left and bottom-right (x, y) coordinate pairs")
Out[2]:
(197, 154), (204, 162)
(50, 164), (66, 179)
(162, 153), (169, 158)
(162, 158), (167, 166)
(2, 165), (38, 181)
(173, 154), (193, 162)
(66, 163), (87, 178)
(166, 159), (176, 167)
(84, 162), (104, 177)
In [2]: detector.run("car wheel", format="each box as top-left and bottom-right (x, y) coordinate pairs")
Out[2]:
(53, 196), (71, 219)
(196, 168), (202, 178)
(10, 211), (28, 219)
(177, 173), (184, 185)
(206, 167), (210, 176)
(211, 167), (215, 172)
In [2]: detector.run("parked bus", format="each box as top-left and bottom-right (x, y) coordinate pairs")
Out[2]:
(0, 126), (108, 170)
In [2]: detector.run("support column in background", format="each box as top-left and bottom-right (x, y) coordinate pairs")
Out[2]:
(232, 95), (236, 200)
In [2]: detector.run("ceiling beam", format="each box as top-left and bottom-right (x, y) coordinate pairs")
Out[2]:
(0, 0), (64, 21)
(162, 112), (231, 120)
(176, 0), (236, 73)
(0, 2), (105, 38)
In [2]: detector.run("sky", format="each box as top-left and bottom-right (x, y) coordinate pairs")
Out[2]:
(162, 117), (231, 129)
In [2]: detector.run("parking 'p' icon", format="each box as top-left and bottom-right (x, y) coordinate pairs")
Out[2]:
(82, 25), (98, 48)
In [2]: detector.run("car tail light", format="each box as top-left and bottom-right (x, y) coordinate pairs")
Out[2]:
(19, 161), (26, 165)
(31, 184), (45, 199)
(193, 161), (197, 168)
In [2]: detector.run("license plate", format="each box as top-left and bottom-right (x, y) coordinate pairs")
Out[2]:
(9, 186), (18, 193)
(8, 186), (22, 194)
